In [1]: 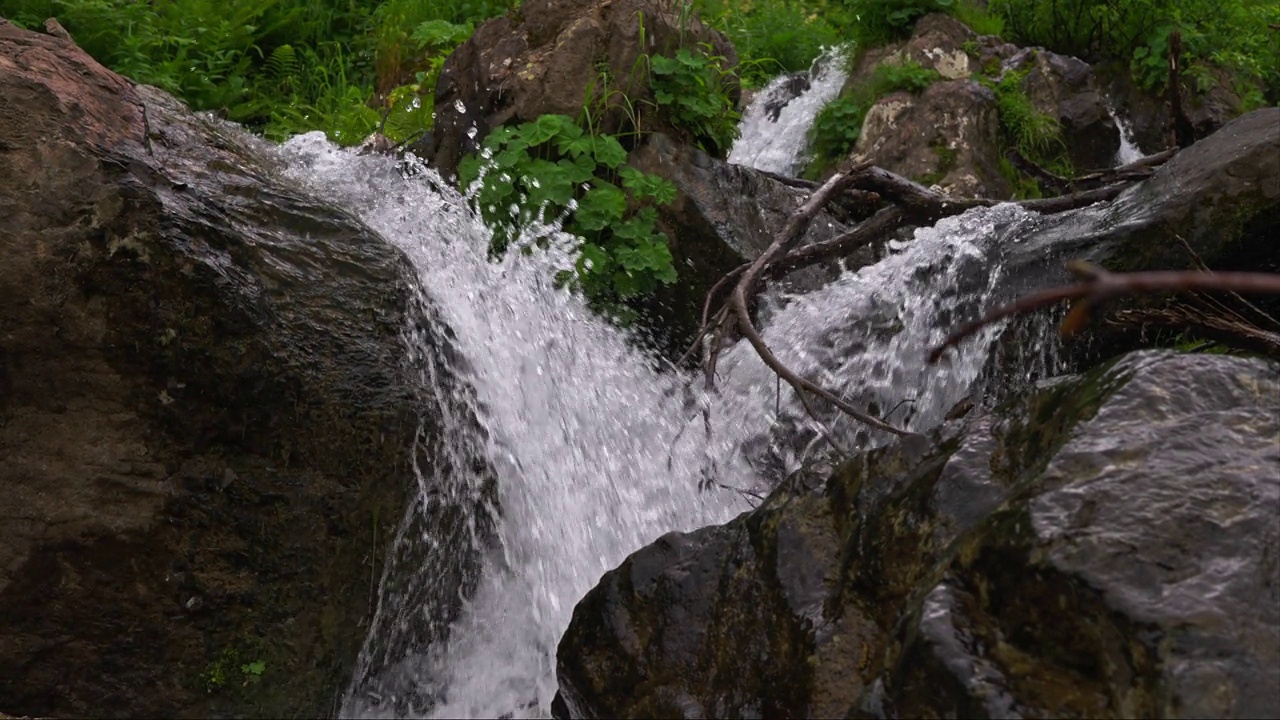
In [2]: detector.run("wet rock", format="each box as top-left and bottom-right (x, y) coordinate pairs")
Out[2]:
(1003, 46), (1120, 171)
(1099, 60), (1255, 154)
(762, 72), (812, 122)
(426, 0), (738, 180)
(846, 15), (1012, 198)
(856, 78), (1009, 199)
(555, 350), (1280, 718)
(0, 19), (467, 718)
(1005, 107), (1280, 295)
(846, 14), (1120, 193)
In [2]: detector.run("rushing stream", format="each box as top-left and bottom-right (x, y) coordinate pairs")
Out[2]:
(728, 46), (850, 175)
(276, 72), (1057, 719)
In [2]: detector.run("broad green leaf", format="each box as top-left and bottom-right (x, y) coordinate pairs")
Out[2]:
(591, 135), (628, 169)
(559, 153), (597, 185)
(575, 183), (627, 231)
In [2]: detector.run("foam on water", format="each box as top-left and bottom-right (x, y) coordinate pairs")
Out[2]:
(277, 123), (1042, 718)
(728, 47), (851, 175)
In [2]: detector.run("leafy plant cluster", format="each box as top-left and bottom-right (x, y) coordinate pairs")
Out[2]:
(988, 0), (1280, 102)
(457, 114), (679, 315)
(0, 0), (515, 145)
(648, 44), (743, 156)
(806, 58), (942, 175)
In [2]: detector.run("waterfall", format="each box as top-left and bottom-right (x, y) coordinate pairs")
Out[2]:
(1106, 102), (1148, 166)
(727, 47), (851, 175)
(275, 79), (1052, 717)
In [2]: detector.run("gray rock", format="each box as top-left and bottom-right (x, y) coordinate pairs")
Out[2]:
(555, 350), (1280, 718)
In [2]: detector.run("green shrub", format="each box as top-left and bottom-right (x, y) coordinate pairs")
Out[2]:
(457, 114), (679, 313)
(694, 0), (850, 87)
(648, 44), (742, 157)
(840, 0), (957, 46)
(978, 66), (1071, 197)
(988, 0), (1280, 98)
(0, 0), (518, 146)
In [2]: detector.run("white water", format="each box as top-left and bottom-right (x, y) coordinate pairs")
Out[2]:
(1107, 103), (1148, 166)
(275, 99), (1045, 718)
(728, 47), (851, 175)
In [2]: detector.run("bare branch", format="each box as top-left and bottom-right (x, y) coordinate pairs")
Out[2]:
(725, 165), (912, 437)
(929, 263), (1280, 362)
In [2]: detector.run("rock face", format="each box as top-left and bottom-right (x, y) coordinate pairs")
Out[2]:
(555, 350), (1280, 718)
(426, 0), (738, 180)
(847, 14), (1120, 196)
(1003, 46), (1119, 171)
(850, 14), (1009, 198)
(1005, 108), (1280, 292)
(856, 77), (1009, 198)
(0, 19), (434, 718)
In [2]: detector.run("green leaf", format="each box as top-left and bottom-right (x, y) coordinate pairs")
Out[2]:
(577, 242), (612, 275)
(521, 114), (575, 145)
(612, 269), (642, 297)
(563, 133), (596, 158)
(624, 169), (677, 205)
(411, 20), (472, 50)
(575, 183), (627, 231)
(649, 54), (680, 74)
(591, 135), (628, 169)
(559, 153), (597, 185)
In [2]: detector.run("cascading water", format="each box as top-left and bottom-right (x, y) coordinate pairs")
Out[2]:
(1106, 102), (1148, 165)
(727, 46), (850, 175)
(275, 84), (1055, 718)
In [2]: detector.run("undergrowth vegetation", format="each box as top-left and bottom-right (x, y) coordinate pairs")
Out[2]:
(3, 0), (1272, 313)
(1, 0), (515, 145)
(990, 0), (1280, 104)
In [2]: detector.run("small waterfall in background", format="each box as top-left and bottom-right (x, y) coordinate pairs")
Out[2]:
(276, 63), (1061, 718)
(728, 46), (850, 175)
(1106, 102), (1148, 165)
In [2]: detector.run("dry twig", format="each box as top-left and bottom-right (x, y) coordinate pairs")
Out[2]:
(929, 262), (1280, 362)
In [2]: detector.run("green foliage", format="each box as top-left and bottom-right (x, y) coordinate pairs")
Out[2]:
(808, 58), (942, 173)
(693, 0), (852, 87)
(0, 0), (518, 146)
(951, 0), (1005, 36)
(978, 65), (1070, 198)
(201, 646), (266, 693)
(986, 67), (1065, 163)
(648, 45), (742, 157)
(457, 114), (679, 313)
(840, 0), (956, 46)
(988, 0), (1280, 98)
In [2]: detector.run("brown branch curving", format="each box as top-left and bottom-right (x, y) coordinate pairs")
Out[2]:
(929, 262), (1280, 363)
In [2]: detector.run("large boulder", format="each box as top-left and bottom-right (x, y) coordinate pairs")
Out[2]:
(846, 14), (1121, 196)
(555, 350), (1280, 718)
(848, 14), (1010, 198)
(426, 0), (738, 180)
(1003, 46), (1120, 171)
(1002, 107), (1280, 311)
(855, 78), (1010, 198)
(0, 19), (475, 718)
